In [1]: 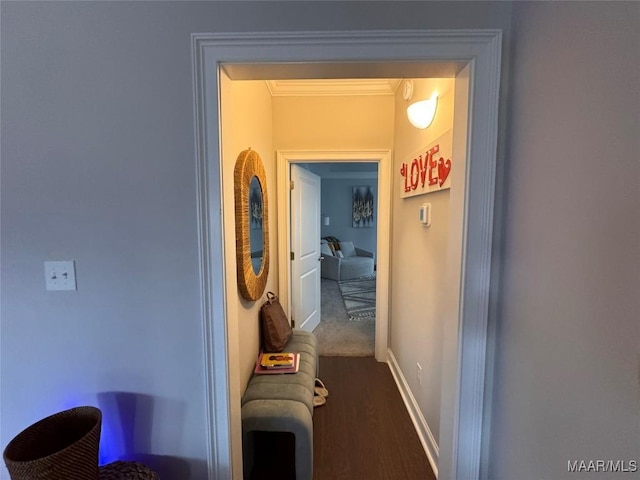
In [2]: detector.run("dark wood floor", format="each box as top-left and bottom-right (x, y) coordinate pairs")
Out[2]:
(249, 356), (436, 480)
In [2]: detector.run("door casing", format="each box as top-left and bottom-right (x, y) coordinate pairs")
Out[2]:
(277, 151), (392, 363)
(192, 29), (502, 480)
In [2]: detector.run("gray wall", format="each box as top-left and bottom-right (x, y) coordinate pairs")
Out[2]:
(1, 2), (638, 480)
(320, 177), (378, 256)
(0, 2), (212, 477)
(488, 2), (639, 478)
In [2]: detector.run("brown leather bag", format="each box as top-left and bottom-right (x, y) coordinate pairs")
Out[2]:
(260, 292), (293, 352)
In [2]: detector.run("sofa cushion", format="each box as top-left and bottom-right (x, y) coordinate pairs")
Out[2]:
(339, 256), (375, 280)
(339, 241), (356, 257)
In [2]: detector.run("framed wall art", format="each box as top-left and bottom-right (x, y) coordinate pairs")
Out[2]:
(352, 186), (375, 228)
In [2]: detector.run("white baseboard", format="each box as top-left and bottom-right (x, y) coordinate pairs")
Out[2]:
(387, 348), (439, 478)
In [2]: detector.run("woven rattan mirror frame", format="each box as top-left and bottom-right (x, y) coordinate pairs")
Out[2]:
(234, 149), (269, 301)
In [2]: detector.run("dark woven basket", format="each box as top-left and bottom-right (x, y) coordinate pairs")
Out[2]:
(3, 406), (102, 480)
(99, 461), (160, 479)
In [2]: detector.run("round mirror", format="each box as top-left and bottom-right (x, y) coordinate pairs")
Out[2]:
(248, 176), (264, 274)
(234, 148), (269, 301)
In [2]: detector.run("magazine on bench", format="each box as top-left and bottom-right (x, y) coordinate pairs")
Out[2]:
(254, 352), (300, 374)
(260, 352), (295, 368)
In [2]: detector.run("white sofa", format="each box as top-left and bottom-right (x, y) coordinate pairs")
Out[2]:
(320, 240), (374, 281)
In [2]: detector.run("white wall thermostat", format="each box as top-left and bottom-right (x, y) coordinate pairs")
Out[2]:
(419, 203), (431, 227)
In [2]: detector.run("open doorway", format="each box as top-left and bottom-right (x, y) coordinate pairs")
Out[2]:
(193, 30), (501, 480)
(296, 162), (379, 357)
(276, 150), (392, 364)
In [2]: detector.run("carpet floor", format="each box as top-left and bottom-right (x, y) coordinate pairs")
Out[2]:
(338, 275), (376, 321)
(312, 278), (375, 357)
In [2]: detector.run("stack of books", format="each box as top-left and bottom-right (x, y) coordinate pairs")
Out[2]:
(254, 352), (300, 374)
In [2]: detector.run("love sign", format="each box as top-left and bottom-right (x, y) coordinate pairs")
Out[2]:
(400, 130), (453, 199)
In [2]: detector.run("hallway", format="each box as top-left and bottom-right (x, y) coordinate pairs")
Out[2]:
(250, 357), (435, 480)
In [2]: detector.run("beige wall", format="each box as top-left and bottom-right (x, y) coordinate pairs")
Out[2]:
(220, 76), (277, 386)
(390, 79), (455, 447)
(273, 95), (395, 150)
(220, 75), (276, 471)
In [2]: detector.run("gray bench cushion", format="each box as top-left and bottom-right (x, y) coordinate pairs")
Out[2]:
(241, 329), (319, 415)
(241, 330), (318, 480)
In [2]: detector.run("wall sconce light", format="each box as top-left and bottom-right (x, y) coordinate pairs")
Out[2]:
(407, 94), (438, 129)
(403, 80), (438, 129)
(321, 215), (330, 226)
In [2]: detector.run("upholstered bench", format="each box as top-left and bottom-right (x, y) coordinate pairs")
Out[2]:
(241, 330), (318, 480)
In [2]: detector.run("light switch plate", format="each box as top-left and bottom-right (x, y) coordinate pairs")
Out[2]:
(419, 203), (431, 227)
(44, 261), (77, 291)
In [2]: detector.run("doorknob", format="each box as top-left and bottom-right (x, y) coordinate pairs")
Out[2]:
(318, 256), (325, 261)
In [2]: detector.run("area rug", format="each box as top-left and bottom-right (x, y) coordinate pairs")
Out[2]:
(337, 274), (376, 321)
(313, 279), (375, 356)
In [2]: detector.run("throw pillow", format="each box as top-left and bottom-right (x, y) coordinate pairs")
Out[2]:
(339, 241), (356, 257)
(321, 241), (334, 256)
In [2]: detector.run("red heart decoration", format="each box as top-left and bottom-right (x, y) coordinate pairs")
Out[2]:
(438, 158), (451, 187)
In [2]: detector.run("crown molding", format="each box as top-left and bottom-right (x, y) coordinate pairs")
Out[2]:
(265, 78), (401, 97)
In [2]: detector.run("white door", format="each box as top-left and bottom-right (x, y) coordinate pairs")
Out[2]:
(290, 165), (322, 332)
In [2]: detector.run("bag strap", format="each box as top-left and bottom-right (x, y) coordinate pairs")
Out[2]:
(265, 291), (277, 304)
